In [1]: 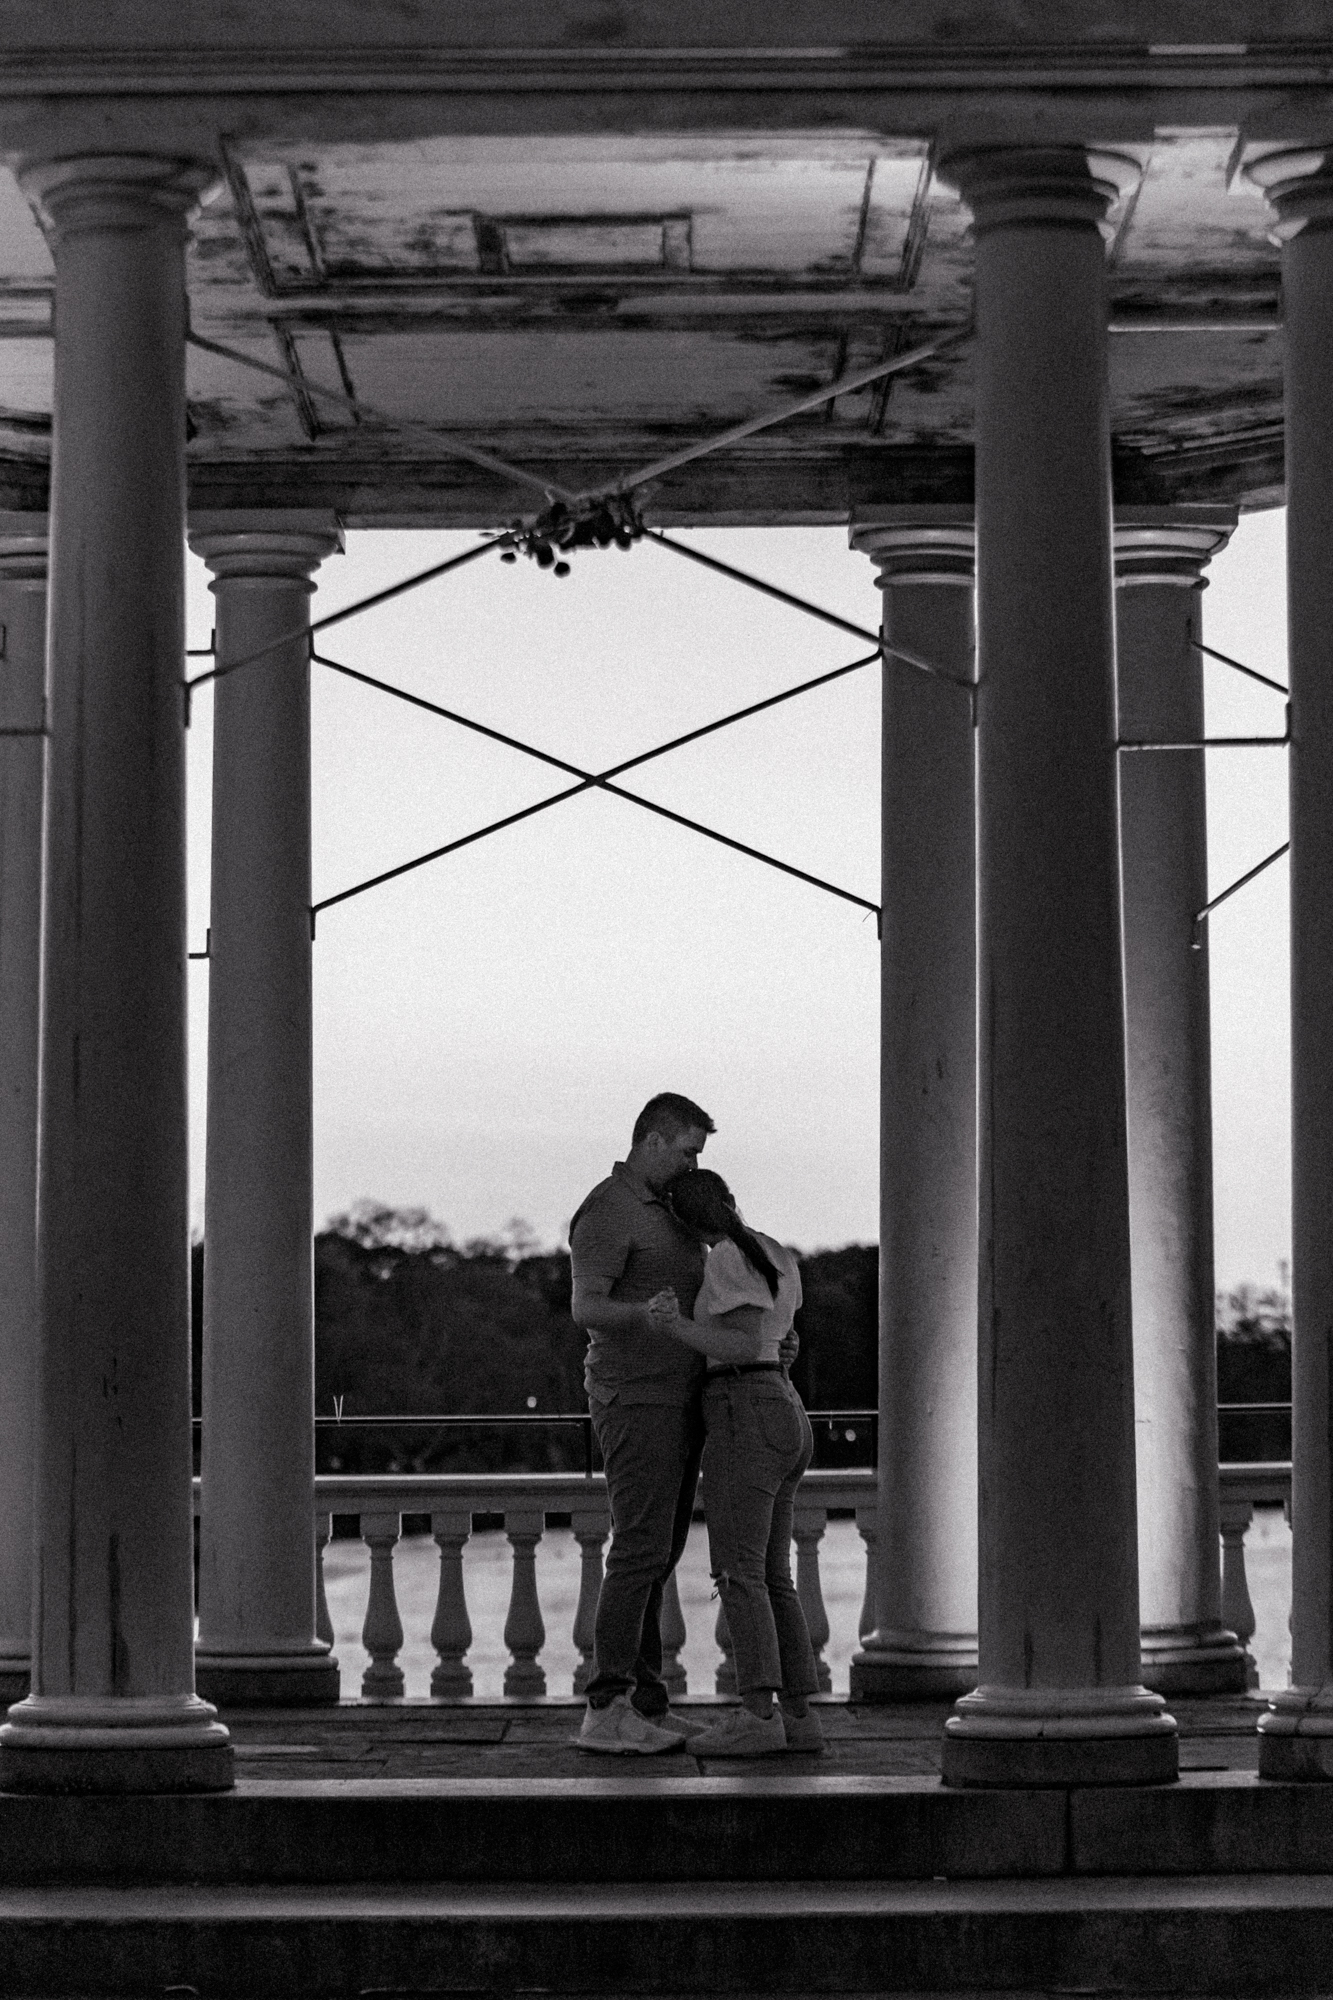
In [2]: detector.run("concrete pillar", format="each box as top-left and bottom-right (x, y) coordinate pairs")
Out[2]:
(0, 157), (231, 1792)
(1246, 149), (1333, 1778)
(1114, 508), (1248, 1698)
(190, 512), (343, 1707)
(937, 145), (1177, 1787)
(848, 509), (979, 1702)
(0, 516), (47, 1704)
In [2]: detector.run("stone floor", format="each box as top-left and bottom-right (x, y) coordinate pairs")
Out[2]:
(223, 1693), (1272, 1785)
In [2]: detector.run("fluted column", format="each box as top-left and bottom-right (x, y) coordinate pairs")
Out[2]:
(1246, 148), (1333, 1778)
(0, 517), (48, 1704)
(190, 511), (342, 1707)
(0, 157), (231, 1791)
(1114, 509), (1248, 1697)
(937, 145), (1176, 1786)
(848, 510), (979, 1701)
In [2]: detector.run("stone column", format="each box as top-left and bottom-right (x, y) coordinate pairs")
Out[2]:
(0, 517), (48, 1704)
(1246, 149), (1333, 1778)
(937, 145), (1177, 1787)
(1114, 508), (1248, 1697)
(0, 157), (231, 1790)
(848, 509), (979, 1702)
(190, 512), (342, 1707)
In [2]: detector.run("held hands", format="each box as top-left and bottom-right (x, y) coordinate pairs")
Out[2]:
(646, 1288), (684, 1339)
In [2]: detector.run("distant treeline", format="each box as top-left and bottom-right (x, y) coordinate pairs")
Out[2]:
(188, 1209), (1291, 1472)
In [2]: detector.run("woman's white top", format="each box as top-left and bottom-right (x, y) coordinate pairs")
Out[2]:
(697, 1232), (802, 1370)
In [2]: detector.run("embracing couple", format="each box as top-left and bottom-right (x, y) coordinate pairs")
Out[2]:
(569, 1092), (822, 1757)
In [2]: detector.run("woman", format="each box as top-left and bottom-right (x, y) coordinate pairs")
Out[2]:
(647, 1169), (823, 1756)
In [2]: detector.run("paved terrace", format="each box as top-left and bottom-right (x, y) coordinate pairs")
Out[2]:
(223, 1694), (1270, 1784)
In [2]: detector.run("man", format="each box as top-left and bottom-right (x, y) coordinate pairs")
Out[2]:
(569, 1092), (715, 1753)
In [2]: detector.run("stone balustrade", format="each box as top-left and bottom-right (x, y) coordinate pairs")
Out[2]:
(1218, 1460), (1292, 1689)
(197, 1470), (876, 1701)
(193, 1462), (1290, 1701)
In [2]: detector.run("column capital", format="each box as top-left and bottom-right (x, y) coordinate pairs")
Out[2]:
(1244, 148), (1333, 238)
(0, 513), (47, 585)
(1113, 507), (1238, 588)
(850, 507), (974, 586)
(938, 145), (1141, 236)
(18, 155), (217, 241)
(189, 511), (344, 585)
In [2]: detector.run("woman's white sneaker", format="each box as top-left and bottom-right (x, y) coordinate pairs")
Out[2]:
(779, 1706), (826, 1753)
(576, 1695), (685, 1755)
(689, 1707), (788, 1757)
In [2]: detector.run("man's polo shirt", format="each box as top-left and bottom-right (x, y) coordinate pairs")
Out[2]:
(570, 1161), (706, 1406)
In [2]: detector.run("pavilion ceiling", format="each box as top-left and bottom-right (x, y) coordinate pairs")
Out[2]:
(0, 122), (1294, 522)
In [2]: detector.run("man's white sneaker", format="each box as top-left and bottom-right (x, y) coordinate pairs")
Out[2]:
(689, 1706), (788, 1758)
(576, 1695), (685, 1755)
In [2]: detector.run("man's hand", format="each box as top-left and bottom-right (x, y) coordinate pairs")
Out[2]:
(646, 1288), (682, 1337)
(778, 1326), (800, 1369)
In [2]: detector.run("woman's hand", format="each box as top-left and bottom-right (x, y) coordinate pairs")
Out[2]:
(645, 1288), (682, 1337)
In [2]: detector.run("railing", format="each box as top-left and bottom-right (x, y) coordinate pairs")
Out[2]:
(1219, 1459), (1292, 1689)
(192, 1458), (1294, 1700)
(315, 1469), (877, 1699)
(188, 1469), (875, 1700)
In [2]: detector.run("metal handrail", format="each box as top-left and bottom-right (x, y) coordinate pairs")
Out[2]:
(191, 1406), (880, 1479)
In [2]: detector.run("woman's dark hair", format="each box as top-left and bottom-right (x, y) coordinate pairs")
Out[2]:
(665, 1169), (781, 1299)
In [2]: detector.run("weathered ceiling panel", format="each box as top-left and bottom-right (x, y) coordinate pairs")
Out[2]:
(0, 129), (1295, 519)
(224, 136), (933, 290)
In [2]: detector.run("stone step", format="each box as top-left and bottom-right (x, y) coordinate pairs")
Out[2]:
(0, 1875), (1331, 1997)
(3, 1773), (1333, 1886)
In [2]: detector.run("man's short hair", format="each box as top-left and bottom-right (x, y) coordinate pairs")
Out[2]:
(632, 1093), (717, 1147)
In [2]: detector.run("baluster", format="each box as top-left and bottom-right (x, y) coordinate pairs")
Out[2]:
(571, 1507), (609, 1695)
(503, 1509), (547, 1696)
(793, 1503), (833, 1692)
(1219, 1496), (1259, 1688)
(360, 1511), (405, 1700)
(429, 1509), (473, 1698)
(660, 1570), (688, 1697)
(314, 1511), (335, 1649)
(714, 1597), (737, 1696)
(855, 1502), (879, 1644)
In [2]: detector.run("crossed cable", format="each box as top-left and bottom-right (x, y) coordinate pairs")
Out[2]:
(182, 326), (977, 936)
(184, 319), (1290, 951)
(306, 642), (886, 935)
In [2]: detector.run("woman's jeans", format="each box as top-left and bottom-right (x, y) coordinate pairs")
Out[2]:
(700, 1369), (819, 1699)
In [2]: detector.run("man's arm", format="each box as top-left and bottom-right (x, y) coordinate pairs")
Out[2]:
(571, 1270), (652, 1336)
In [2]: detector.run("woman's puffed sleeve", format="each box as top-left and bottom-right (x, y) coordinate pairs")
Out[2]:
(699, 1239), (772, 1316)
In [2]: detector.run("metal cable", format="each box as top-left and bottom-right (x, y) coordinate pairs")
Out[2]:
(185, 537), (506, 698)
(643, 532), (970, 688)
(1194, 639), (1288, 697)
(309, 647), (882, 927)
(1191, 840), (1290, 949)
(601, 323), (973, 496)
(188, 331), (576, 506)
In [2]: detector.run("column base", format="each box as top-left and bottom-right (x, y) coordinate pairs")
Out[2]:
(1258, 1688), (1333, 1779)
(195, 1649), (340, 1707)
(942, 1683), (1179, 1788)
(850, 1630), (978, 1702)
(0, 1694), (233, 1793)
(0, 1656), (31, 1705)
(1140, 1623), (1250, 1697)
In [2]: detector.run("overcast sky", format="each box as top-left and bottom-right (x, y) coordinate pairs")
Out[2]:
(183, 511), (1290, 1290)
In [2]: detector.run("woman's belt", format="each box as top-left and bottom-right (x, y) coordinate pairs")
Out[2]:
(705, 1361), (785, 1378)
